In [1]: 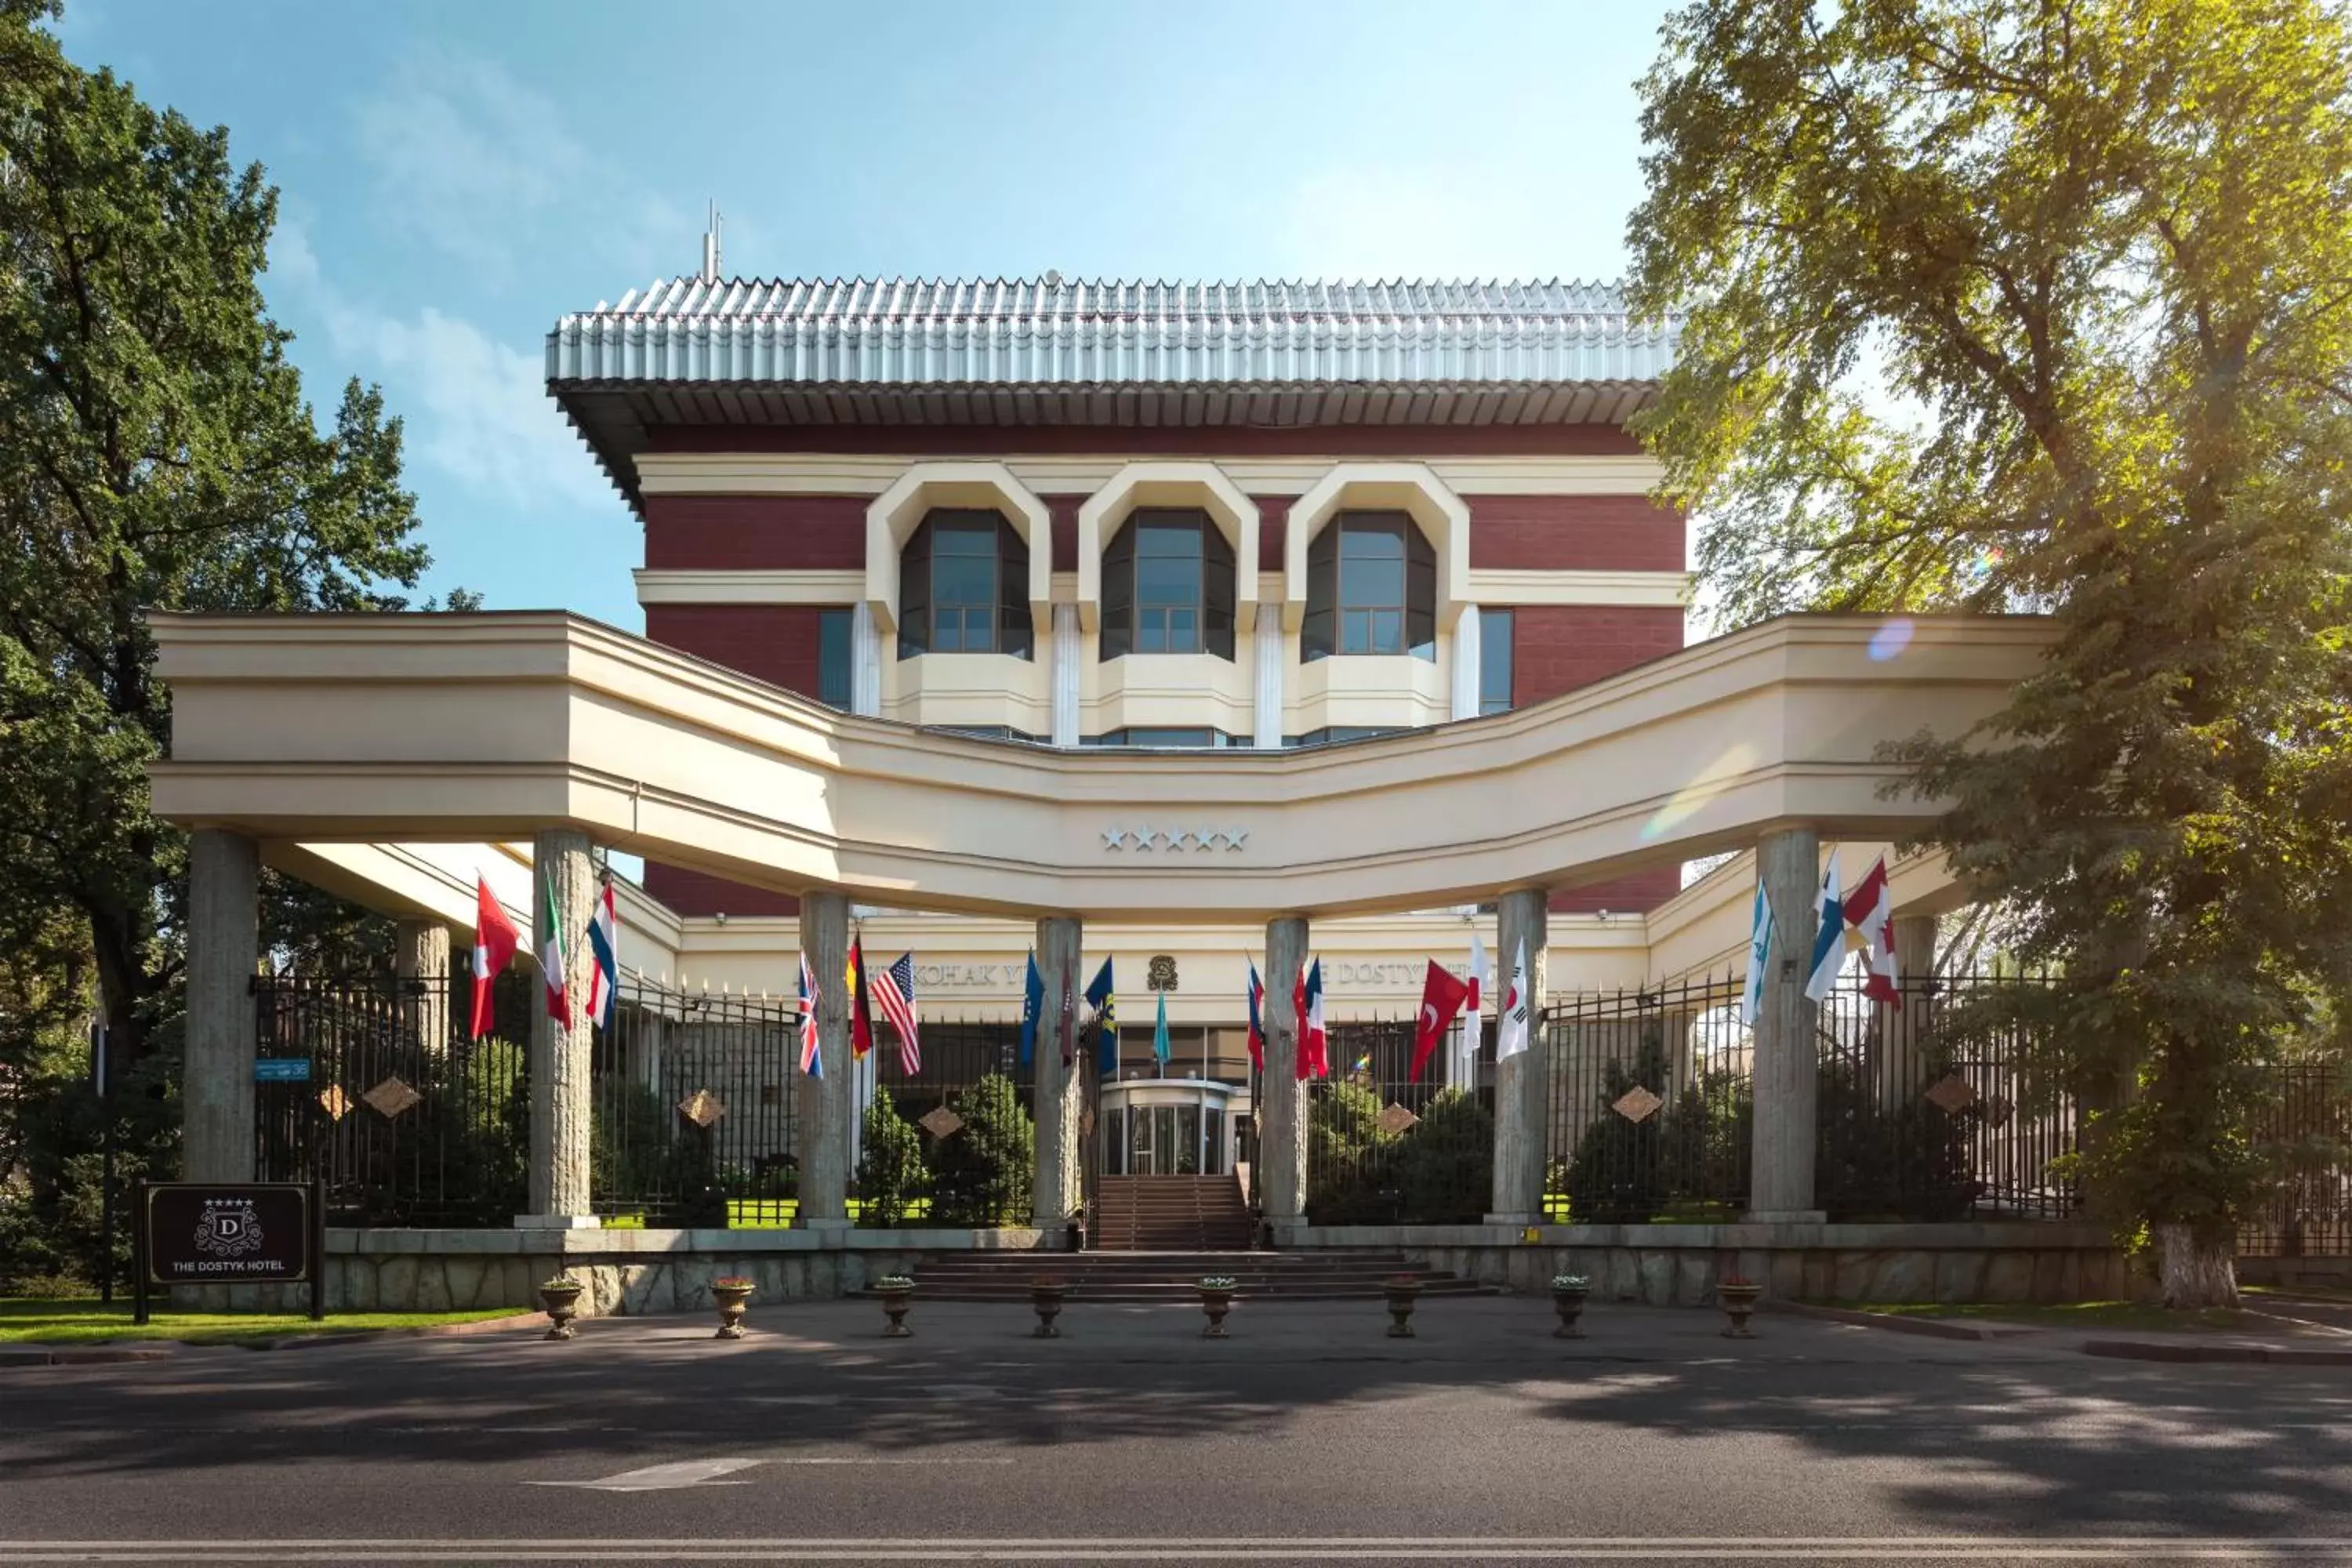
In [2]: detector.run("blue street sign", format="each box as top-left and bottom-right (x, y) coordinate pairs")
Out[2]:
(253, 1058), (312, 1083)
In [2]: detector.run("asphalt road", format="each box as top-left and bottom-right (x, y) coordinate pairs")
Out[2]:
(3, 1298), (2350, 1566)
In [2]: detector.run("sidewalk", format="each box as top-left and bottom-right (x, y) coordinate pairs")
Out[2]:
(1779, 1296), (2352, 1367)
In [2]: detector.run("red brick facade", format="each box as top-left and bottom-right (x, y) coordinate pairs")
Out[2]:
(1467, 494), (1684, 572)
(1550, 869), (1682, 916)
(643, 494), (866, 571)
(1504, 604), (1687, 707)
(644, 864), (798, 919)
(646, 424), (1644, 459)
(643, 604), (833, 698)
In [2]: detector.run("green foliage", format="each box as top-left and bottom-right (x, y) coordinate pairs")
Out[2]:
(590, 1078), (719, 1228)
(1561, 1026), (1750, 1224)
(0, 6), (436, 1279)
(854, 1095), (931, 1229)
(1629, 0), (2352, 1298)
(1813, 1055), (1982, 1223)
(1304, 1079), (1399, 1224)
(1391, 1088), (1493, 1225)
(925, 1074), (1033, 1226)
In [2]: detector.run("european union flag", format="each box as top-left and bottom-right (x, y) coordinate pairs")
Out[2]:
(1018, 951), (1044, 1066)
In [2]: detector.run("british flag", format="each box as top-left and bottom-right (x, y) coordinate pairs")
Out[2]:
(873, 952), (920, 1076)
(797, 950), (822, 1078)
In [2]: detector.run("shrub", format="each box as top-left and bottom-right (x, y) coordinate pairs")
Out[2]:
(855, 1096), (931, 1228)
(1392, 1088), (1494, 1224)
(927, 1073), (1033, 1226)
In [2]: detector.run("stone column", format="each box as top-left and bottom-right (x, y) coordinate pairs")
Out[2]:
(1032, 915), (1084, 1230)
(394, 918), (451, 1054)
(1252, 603), (1285, 750)
(1748, 826), (1824, 1221)
(1488, 888), (1548, 1223)
(1450, 603), (1483, 722)
(1050, 604), (1081, 748)
(1258, 916), (1310, 1229)
(184, 829), (260, 1184)
(1878, 912), (1940, 1110)
(850, 603), (883, 718)
(522, 829), (599, 1226)
(797, 891), (854, 1225)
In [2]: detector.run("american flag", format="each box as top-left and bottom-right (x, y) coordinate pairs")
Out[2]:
(873, 952), (920, 1075)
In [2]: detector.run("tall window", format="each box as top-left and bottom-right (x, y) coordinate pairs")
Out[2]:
(898, 509), (1033, 659)
(1301, 511), (1436, 662)
(1101, 508), (1236, 660)
(817, 608), (852, 708)
(1479, 607), (1514, 715)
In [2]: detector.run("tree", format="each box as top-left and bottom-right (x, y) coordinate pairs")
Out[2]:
(0, 2), (437, 1284)
(1629, 0), (2352, 1304)
(926, 1074), (1033, 1226)
(853, 1096), (930, 1228)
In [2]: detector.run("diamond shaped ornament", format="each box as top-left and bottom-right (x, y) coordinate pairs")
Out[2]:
(362, 1076), (421, 1120)
(677, 1089), (724, 1127)
(1613, 1084), (1664, 1123)
(1924, 1073), (1980, 1114)
(318, 1085), (352, 1122)
(1982, 1094), (2014, 1128)
(919, 1106), (964, 1140)
(1377, 1102), (1421, 1135)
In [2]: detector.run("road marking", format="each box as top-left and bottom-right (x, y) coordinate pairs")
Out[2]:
(527, 1459), (762, 1492)
(4, 1539), (2352, 1563)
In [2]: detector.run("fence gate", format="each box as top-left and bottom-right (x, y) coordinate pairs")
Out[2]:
(2242, 1064), (2352, 1258)
(1301, 1018), (1493, 1226)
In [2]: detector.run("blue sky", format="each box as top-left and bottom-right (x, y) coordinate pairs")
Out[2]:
(52, 0), (1668, 630)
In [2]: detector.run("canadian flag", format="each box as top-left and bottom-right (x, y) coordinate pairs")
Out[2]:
(1842, 855), (1902, 1007)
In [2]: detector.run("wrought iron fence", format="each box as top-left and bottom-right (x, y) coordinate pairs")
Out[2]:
(254, 971), (535, 1226)
(592, 982), (801, 1227)
(852, 1018), (1034, 1229)
(1541, 971), (2085, 1225)
(2241, 1063), (2352, 1258)
(1301, 1018), (1494, 1226)
(1543, 975), (1751, 1223)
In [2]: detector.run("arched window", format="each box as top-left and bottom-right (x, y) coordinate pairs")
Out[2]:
(1100, 508), (1236, 660)
(898, 509), (1033, 659)
(1300, 510), (1436, 662)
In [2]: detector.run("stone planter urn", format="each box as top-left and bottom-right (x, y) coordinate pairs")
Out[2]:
(711, 1276), (754, 1340)
(1550, 1275), (1591, 1339)
(537, 1276), (584, 1341)
(874, 1275), (916, 1338)
(1717, 1278), (1762, 1338)
(1382, 1274), (1423, 1338)
(1029, 1277), (1069, 1338)
(1197, 1276), (1236, 1338)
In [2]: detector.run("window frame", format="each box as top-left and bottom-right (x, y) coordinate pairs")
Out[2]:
(1099, 507), (1236, 662)
(1478, 606), (1514, 716)
(896, 509), (1033, 660)
(1301, 510), (1436, 663)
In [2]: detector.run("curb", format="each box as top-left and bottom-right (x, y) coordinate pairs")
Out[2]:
(2081, 1338), (2352, 1367)
(0, 1346), (176, 1367)
(248, 1311), (548, 1351)
(1771, 1301), (2008, 1341)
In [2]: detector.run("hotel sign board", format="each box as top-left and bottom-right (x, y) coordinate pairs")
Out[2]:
(133, 1179), (325, 1325)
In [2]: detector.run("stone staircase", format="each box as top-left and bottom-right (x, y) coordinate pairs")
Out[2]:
(866, 1250), (1493, 1303)
(1092, 1174), (1255, 1251)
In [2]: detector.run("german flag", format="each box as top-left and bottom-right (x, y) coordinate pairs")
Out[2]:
(846, 935), (876, 1059)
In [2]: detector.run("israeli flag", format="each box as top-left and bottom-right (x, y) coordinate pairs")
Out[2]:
(1740, 879), (1775, 1025)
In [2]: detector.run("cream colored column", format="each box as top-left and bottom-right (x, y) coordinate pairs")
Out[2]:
(523, 829), (598, 1225)
(1487, 888), (1548, 1223)
(1252, 603), (1285, 750)
(184, 829), (259, 1184)
(850, 603), (883, 718)
(1748, 827), (1825, 1221)
(1450, 603), (1483, 722)
(797, 891), (854, 1225)
(394, 918), (450, 1053)
(1259, 916), (1309, 1229)
(1051, 603), (1081, 748)
(1032, 916), (1084, 1229)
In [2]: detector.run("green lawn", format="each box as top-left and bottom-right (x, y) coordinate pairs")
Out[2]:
(0, 1298), (530, 1347)
(1851, 1300), (2260, 1333)
(600, 1196), (933, 1230)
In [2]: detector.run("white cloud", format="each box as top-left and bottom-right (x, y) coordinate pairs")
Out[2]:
(351, 50), (590, 280)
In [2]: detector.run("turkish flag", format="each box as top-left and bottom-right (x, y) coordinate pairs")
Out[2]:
(1410, 960), (1471, 1083)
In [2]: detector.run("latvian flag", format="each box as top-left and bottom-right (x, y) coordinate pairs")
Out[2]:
(873, 953), (921, 1076)
(583, 879), (619, 1030)
(797, 950), (822, 1077)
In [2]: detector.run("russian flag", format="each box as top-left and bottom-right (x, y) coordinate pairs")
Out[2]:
(1245, 958), (1265, 1073)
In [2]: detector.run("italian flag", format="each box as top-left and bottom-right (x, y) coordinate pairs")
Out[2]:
(541, 871), (570, 1023)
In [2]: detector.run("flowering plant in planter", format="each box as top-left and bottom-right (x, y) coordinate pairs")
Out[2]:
(874, 1275), (915, 1290)
(1551, 1274), (1591, 1293)
(539, 1275), (583, 1293)
(1198, 1276), (1238, 1291)
(712, 1276), (755, 1292)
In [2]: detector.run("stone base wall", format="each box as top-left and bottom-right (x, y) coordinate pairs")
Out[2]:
(1283, 1221), (2141, 1305)
(178, 1225), (1054, 1316)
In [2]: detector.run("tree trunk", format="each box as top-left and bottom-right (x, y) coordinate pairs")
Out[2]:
(2157, 1223), (2239, 1309)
